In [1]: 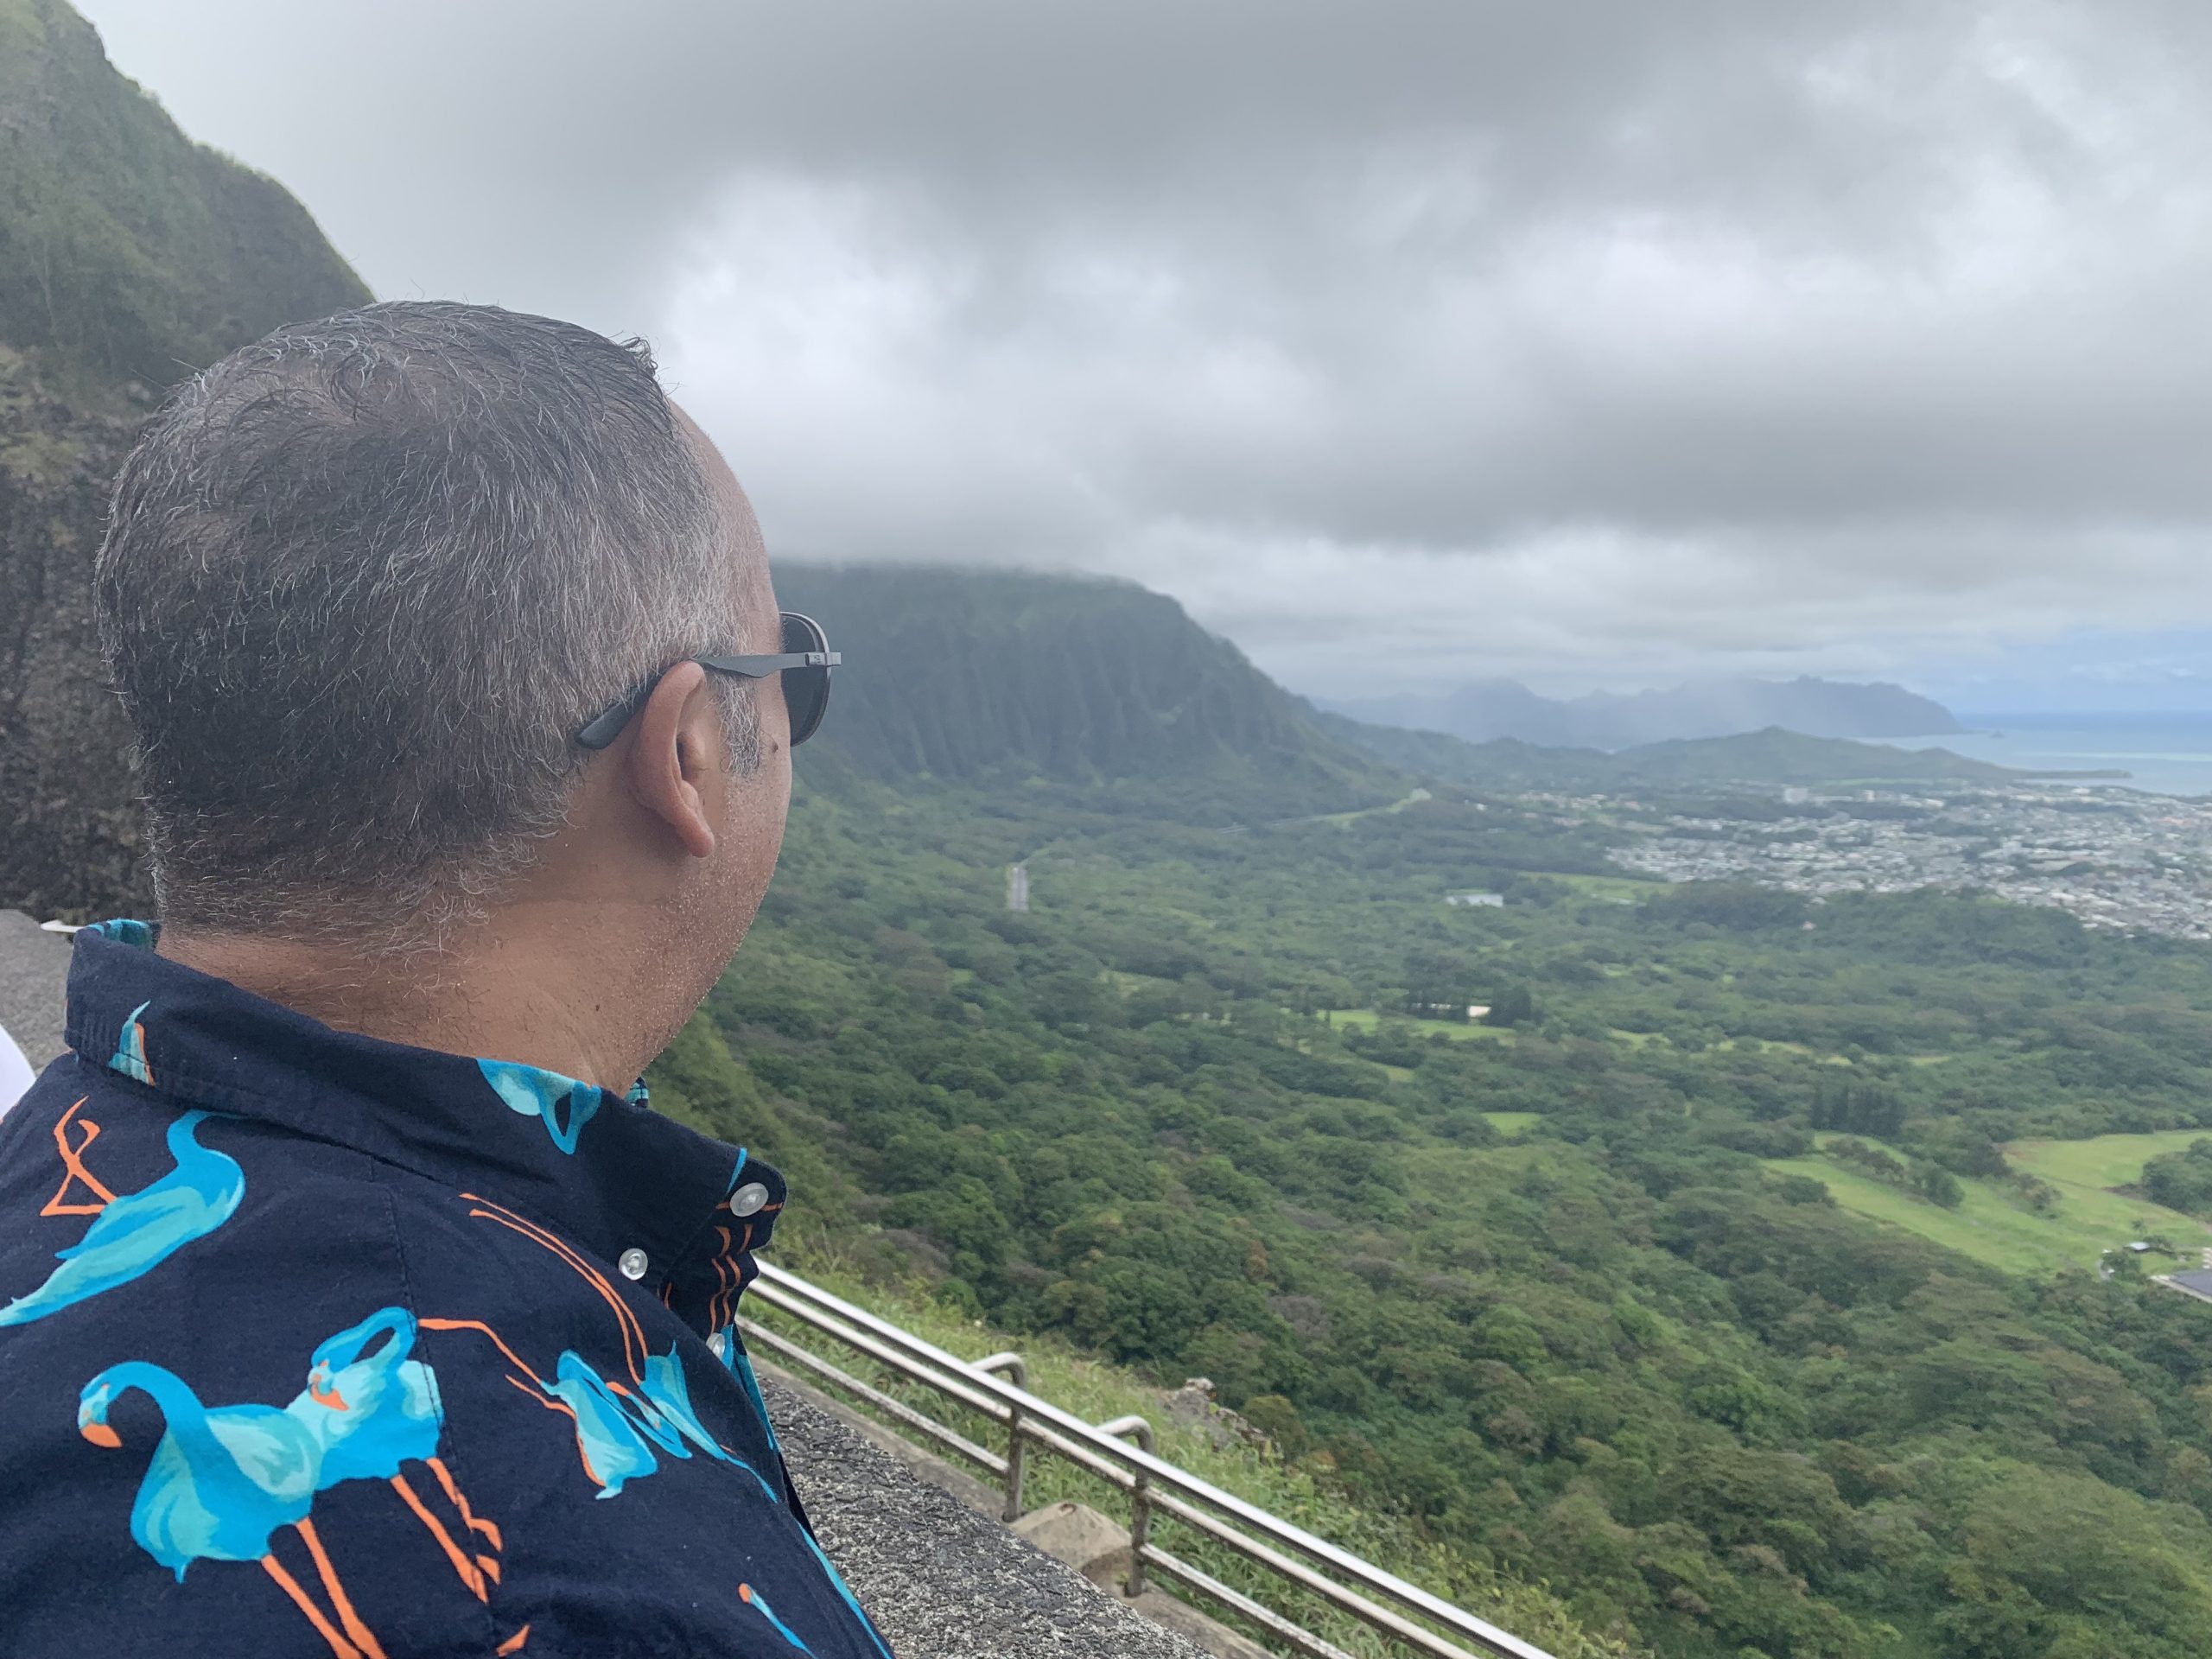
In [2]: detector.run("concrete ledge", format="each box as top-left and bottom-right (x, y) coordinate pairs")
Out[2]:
(1013, 1501), (1274, 1659)
(0, 909), (70, 1065)
(755, 1356), (1008, 1520)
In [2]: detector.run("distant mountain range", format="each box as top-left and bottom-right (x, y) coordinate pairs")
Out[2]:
(1325, 676), (1963, 750)
(1309, 717), (2038, 791)
(777, 564), (2036, 805)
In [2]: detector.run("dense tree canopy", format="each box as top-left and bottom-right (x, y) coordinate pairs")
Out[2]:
(646, 770), (2212, 1659)
(2143, 1140), (2212, 1219)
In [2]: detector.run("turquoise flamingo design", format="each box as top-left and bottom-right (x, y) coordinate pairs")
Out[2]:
(110, 999), (154, 1085)
(740, 1583), (814, 1652)
(421, 1197), (779, 1503)
(477, 1058), (601, 1154)
(79, 1362), (389, 1659)
(530, 1344), (779, 1501)
(639, 1343), (779, 1498)
(415, 1321), (667, 1498)
(285, 1307), (503, 1599)
(0, 1109), (245, 1326)
(482, 1341), (772, 1500)
(542, 1349), (663, 1497)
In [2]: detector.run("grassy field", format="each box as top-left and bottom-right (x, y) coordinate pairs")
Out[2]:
(1764, 1130), (2212, 1276)
(1483, 1111), (1542, 1137)
(1543, 872), (1665, 902)
(1295, 788), (1435, 828)
(2013, 1130), (2212, 1192)
(1323, 1008), (1515, 1044)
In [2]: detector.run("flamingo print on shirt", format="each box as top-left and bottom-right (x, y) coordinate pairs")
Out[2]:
(78, 1361), (389, 1659)
(0, 1106), (245, 1325)
(476, 1059), (602, 1154)
(284, 1307), (505, 1599)
(80, 1309), (518, 1659)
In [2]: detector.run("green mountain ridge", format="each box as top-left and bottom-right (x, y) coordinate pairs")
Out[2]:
(776, 563), (1398, 819)
(0, 0), (371, 918)
(0, 0), (367, 391)
(775, 565), (2045, 817)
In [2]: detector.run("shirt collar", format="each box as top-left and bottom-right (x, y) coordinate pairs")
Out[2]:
(63, 920), (782, 1277)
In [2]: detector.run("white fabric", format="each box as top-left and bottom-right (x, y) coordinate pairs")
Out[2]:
(0, 1022), (34, 1121)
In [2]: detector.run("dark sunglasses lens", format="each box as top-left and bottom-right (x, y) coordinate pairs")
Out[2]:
(780, 612), (831, 746)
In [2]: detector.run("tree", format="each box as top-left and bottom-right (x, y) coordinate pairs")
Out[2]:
(1485, 984), (1539, 1028)
(1916, 1164), (1965, 1209)
(2143, 1139), (2212, 1217)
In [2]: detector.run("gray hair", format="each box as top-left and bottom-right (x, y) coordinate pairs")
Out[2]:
(97, 301), (759, 949)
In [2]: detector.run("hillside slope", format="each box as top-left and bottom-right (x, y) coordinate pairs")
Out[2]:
(0, 0), (371, 918)
(777, 564), (1397, 817)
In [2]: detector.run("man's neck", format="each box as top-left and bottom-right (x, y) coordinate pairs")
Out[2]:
(157, 916), (657, 1092)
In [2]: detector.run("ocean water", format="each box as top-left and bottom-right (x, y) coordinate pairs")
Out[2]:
(1882, 713), (2212, 798)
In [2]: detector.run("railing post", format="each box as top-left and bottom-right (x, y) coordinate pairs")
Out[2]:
(1097, 1414), (1156, 1598)
(1002, 1405), (1027, 1522)
(974, 1352), (1030, 1522)
(1127, 1470), (1152, 1596)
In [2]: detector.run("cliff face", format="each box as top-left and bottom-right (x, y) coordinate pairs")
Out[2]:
(0, 0), (372, 918)
(773, 564), (1396, 817)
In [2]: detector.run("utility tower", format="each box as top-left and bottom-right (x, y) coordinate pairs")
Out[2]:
(1007, 862), (1030, 913)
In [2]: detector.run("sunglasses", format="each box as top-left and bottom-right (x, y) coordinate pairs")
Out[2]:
(575, 611), (840, 751)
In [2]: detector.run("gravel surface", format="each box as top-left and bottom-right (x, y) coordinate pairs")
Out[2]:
(0, 910), (70, 1066)
(764, 1374), (1213, 1659)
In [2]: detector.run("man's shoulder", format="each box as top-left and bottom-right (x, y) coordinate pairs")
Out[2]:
(0, 1066), (890, 1659)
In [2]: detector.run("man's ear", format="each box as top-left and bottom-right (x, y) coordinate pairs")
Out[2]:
(623, 662), (721, 859)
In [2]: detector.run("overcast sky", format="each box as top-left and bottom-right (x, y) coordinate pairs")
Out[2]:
(75, 0), (2212, 704)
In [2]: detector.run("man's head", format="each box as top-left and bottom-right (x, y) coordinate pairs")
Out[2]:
(98, 302), (790, 984)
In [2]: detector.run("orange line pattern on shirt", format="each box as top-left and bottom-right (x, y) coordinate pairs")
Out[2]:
(41, 1097), (118, 1217)
(460, 1194), (649, 1383)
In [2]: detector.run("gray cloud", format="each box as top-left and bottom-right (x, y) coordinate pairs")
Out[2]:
(78, 0), (2212, 694)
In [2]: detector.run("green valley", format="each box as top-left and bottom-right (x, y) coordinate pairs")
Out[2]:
(624, 582), (2212, 1658)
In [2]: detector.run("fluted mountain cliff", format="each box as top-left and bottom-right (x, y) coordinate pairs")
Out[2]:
(0, 0), (371, 917)
(774, 564), (1394, 815)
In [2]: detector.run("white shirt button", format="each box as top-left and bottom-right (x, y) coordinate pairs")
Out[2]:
(730, 1182), (770, 1217)
(617, 1247), (649, 1281)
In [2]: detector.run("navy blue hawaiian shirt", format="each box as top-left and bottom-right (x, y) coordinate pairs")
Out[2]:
(0, 921), (894, 1659)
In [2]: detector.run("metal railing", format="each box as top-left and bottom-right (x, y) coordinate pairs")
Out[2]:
(741, 1262), (1555, 1659)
